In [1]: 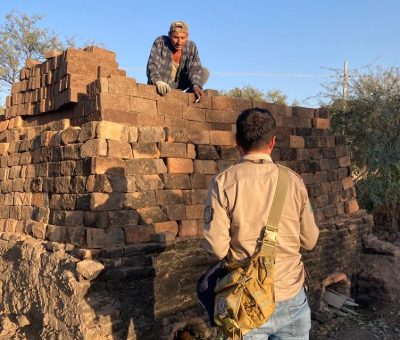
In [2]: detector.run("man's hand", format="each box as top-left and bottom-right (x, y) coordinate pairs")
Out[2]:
(193, 86), (204, 102)
(155, 81), (171, 96)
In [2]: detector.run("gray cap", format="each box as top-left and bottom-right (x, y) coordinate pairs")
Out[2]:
(169, 21), (189, 34)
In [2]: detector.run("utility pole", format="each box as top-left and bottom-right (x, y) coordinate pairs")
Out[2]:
(343, 60), (348, 101)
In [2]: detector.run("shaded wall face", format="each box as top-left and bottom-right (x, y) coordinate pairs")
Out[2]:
(0, 86), (362, 248)
(0, 46), (374, 338)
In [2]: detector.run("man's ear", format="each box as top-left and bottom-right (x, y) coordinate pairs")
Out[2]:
(268, 136), (276, 151)
(235, 135), (244, 155)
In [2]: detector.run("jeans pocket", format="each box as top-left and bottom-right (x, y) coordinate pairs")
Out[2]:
(288, 291), (311, 336)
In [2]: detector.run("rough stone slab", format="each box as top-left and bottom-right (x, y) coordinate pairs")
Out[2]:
(107, 140), (133, 159)
(96, 121), (129, 143)
(124, 224), (155, 244)
(30, 220), (47, 239)
(83, 45), (116, 61)
(162, 204), (186, 220)
(127, 126), (138, 143)
(46, 224), (67, 242)
(158, 101), (183, 118)
(130, 97), (157, 115)
(182, 189), (208, 205)
(60, 126), (81, 144)
(178, 219), (198, 237)
(126, 159), (158, 175)
(156, 190), (183, 205)
(78, 122), (98, 142)
(76, 259), (105, 280)
(185, 204), (204, 219)
(196, 145), (218, 160)
(0, 143), (10, 156)
(81, 139), (108, 158)
(91, 157), (126, 175)
(164, 128), (187, 143)
(99, 93), (130, 113)
(133, 174), (161, 192)
(90, 192), (125, 211)
(162, 174), (190, 190)
(138, 127), (165, 143)
(211, 96), (234, 111)
(187, 131), (210, 145)
(182, 106), (205, 122)
(108, 76), (136, 96)
(153, 221), (178, 235)
(131, 143), (160, 159)
(209, 131), (235, 146)
(159, 143), (187, 158)
(290, 135), (305, 149)
(345, 199), (359, 214)
(313, 118), (330, 129)
(86, 228), (125, 248)
(151, 231), (176, 243)
(342, 177), (354, 190)
(166, 158), (193, 174)
(193, 160), (217, 174)
(137, 206), (168, 224)
(187, 144), (196, 159)
(125, 191), (156, 209)
(108, 210), (139, 227)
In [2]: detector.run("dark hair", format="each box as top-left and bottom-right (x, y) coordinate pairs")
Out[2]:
(236, 108), (276, 152)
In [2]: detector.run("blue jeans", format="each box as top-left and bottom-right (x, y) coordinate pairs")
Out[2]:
(243, 288), (311, 340)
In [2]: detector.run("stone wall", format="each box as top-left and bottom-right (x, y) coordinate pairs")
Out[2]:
(0, 46), (374, 339)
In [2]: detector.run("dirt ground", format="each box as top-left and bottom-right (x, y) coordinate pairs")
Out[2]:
(311, 303), (400, 340)
(311, 225), (400, 340)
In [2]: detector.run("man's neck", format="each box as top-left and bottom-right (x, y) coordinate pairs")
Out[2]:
(242, 148), (271, 156)
(172, 49), (182, 64)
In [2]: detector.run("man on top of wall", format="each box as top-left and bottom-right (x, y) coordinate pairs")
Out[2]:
(146, 21), (209, 101)
(203, 108), (320, 339)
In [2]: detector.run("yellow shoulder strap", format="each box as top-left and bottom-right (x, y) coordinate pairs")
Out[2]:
(257, 165), (289, 261)
(267, 165), (289, 228)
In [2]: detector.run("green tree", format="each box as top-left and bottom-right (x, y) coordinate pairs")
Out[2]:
(221, 85), (289, 105)
(220, 85), (266, 102)
(0, 11), (72, 91)
(324, 66), (400, 230)
(265, 89), (287, 105)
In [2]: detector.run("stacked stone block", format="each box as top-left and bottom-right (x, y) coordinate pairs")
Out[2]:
(4, 46), (125, 118)
(0, 112), (241, 247)
(0, 46), (374, 339)
(0, 110), (362, 250)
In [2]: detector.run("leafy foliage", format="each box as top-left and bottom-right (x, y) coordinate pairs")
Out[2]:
(0, 11), (72, 90)
(219, 85), (266, 102)
(325, 66), (400, 230)
(265, 89), (287, 105)
(221, 85), (288, 105)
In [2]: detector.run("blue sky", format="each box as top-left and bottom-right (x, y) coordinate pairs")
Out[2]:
(1, 0), (400, 107)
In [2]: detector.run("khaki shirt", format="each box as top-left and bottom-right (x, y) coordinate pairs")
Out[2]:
(203, 153), (319, 302)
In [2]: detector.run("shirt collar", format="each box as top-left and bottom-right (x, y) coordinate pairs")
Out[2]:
(241, 153), (273, 163)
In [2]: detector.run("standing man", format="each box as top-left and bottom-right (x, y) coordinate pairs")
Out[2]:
(146, 21), (209, 101)
(203, 108), (319, 339)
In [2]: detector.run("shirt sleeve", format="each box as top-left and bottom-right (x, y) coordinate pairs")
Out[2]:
(146, 38), (163, 84)
(299, 185), (319, 250)
(187, 42), (203, 88)
(203, 179), (231, 259)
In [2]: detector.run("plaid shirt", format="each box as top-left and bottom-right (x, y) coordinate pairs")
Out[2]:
(146, 35), (204, 89)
